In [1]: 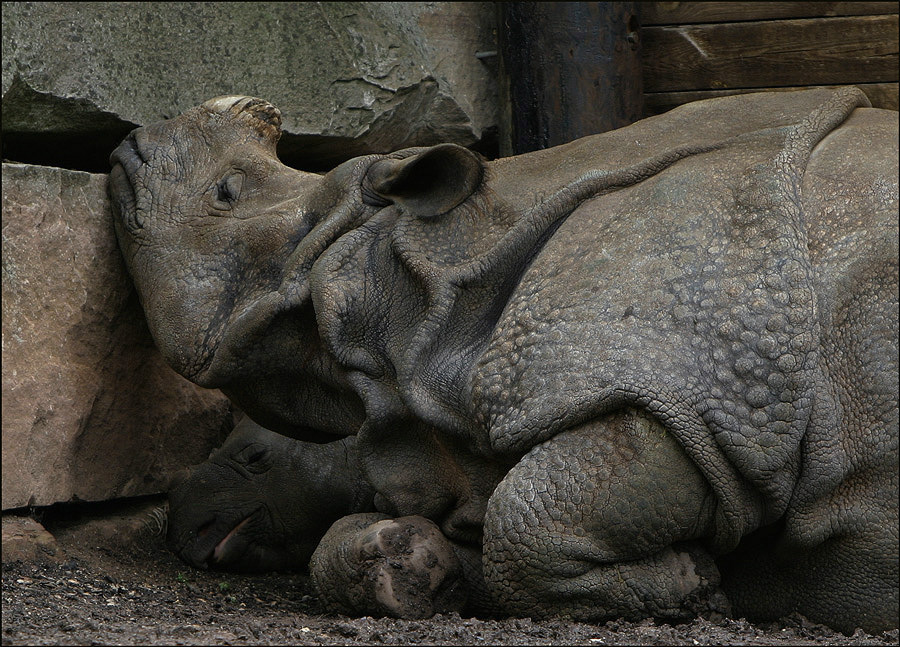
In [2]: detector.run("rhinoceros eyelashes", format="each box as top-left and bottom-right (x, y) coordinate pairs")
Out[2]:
(211, 171), (245, 212)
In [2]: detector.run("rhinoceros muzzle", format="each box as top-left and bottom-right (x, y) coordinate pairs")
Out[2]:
(108, 132), (147, 234)
(111, 131), (146, 168)
(172, 507), (266, 570)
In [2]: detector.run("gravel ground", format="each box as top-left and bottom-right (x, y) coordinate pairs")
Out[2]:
(2, 501), (897, 646)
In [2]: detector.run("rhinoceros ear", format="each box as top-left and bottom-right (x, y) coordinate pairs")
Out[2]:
(365, 144), (484, 218)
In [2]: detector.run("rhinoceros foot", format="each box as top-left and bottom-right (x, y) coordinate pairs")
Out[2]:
(310, 513), (467, 619)
(669, 542), (733, 621)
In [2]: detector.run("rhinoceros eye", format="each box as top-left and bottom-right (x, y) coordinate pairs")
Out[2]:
(211, 171), (244, 211)
(235, 443), (270, 473)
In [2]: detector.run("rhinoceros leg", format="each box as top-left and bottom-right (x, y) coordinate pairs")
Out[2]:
(309, 512), (467, 619)
(482, 408), (727, 621)
(718, 513), (898, 635)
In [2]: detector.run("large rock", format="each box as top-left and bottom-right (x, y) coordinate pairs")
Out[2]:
(1, 516), (65, 564)
(1, 163), (234, 510)
(1, 2), (498, 171)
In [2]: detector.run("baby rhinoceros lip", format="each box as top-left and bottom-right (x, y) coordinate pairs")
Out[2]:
(210, 515), (253, 565)
(175, 509), (262, 570)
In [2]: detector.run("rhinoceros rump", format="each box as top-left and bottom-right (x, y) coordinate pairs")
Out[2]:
(109, 88), (898, 633)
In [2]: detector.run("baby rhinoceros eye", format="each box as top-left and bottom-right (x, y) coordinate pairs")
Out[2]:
(235, 442), (271, 473)
(211, 170), (245, 211)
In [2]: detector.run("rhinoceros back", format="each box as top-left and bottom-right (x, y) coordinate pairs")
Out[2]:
(472, 87), (894, 551)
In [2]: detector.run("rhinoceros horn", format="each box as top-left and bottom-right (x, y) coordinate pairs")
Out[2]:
(201, 95), (282, 148)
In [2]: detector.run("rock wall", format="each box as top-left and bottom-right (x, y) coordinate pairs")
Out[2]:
(1, 2), (497, 511)
(2, 2), (498, 172)
(1, 164), (235, 509)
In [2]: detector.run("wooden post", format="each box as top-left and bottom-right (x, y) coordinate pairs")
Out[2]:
(497, 2), (644, 156)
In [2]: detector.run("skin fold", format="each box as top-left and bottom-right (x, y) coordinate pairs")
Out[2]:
(110, 88), (898, 633)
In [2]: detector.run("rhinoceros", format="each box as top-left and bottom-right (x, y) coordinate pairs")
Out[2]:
(166, 416), (375, 572)
(108, 87), (898, 633)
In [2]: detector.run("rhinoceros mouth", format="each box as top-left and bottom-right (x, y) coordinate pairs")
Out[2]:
(210, 515), (253, 564)
(176, 507), (264, 570)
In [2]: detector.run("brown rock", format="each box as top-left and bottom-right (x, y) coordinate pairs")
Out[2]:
(1, 515), (65, 563)
(1, 163), (234, 509)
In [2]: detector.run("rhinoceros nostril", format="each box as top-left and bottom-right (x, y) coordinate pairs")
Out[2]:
(130, 133), (148, 165)
(110, 132), (146, 170)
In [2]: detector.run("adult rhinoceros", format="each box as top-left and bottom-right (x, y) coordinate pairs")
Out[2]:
(108, 87), (898, 633)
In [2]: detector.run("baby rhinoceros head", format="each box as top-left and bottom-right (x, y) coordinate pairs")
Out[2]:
(166, 419), (355, 572)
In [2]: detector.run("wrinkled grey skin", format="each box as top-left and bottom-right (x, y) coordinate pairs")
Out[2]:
(109, 88), (898, 633)
(166, 416), (375, 572)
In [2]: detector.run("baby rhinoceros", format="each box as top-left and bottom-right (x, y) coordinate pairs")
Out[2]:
(166, 417), (375, 572)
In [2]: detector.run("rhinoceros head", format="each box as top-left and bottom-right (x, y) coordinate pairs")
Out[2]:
(166, 418), (368, 572)
(109, 96), (484, 439)
(109, 96), (320, 381)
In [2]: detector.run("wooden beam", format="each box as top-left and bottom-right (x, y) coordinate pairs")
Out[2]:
(643, 2), (898, 26)
(644, 83), (899, 115)
(497, 2), (644, 155)
(642, 15), (899, 92)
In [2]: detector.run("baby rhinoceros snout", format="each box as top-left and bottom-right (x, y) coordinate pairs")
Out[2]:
(166, 479), (271, 572)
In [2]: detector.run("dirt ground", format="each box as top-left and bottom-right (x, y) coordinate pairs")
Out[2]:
(2, 499), (897, 646)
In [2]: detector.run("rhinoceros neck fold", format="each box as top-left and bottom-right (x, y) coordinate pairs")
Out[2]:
(276, 157), (386, 306)
(307, 140), (730, 453)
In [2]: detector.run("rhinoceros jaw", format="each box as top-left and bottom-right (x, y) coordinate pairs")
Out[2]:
(187, 291), (284, 387)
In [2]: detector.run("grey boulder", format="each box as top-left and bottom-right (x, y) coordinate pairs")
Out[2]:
(2, 2), (496, 170)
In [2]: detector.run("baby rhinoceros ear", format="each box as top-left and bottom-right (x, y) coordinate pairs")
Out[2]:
(365, 144), (484, 218)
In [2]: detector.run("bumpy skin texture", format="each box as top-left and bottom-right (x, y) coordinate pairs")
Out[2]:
(166, 417), (375, 572)
(108, 88), (898, 633)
